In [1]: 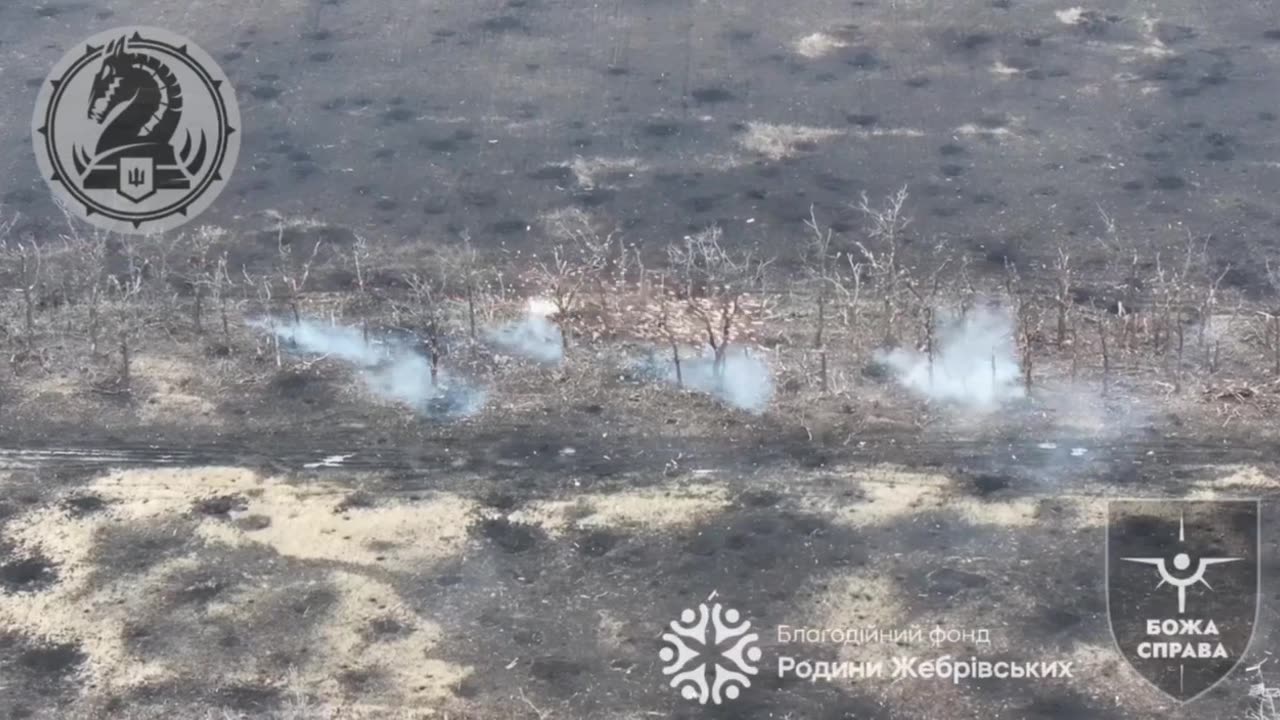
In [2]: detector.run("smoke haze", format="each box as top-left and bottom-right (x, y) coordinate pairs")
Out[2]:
(879, 306), (1024, 409)
(254, 318), (486, 417)
(486, 299), (564, 364)
(635, 346), (774, 413)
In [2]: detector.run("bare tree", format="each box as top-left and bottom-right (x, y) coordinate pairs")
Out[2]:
(853, 185), (912, 348)
(667, 224), (770, 376)
(211, 251), (234, 347)
(1052, 244), (1073, 348)
(1098, 311), (1111, 398)
(110, 236), (146, 390)
(533, 244), (587, 351)
(276, 229), (322, 325)
(245, 267), (281, 368)
(655, 272), (683, 388)
(144, 232), (182, 323)
(350, 233), (372, 297)
(905, 239), (952, 388)
(0, 214), (18, 361)
(804, 206), (839, 393)
(955, 253), (976, 323)
(545, 208), (617, 303)
(1207, 299), (1239, 377)
(1004, 259), (1036, 393)
(60, 222), (109, 356)
(343, 232), (376, 345)
(843, 255), (866, 362)
(1149, 235), (1204, 391)
(399, 269), (448, 385)
(184, 229), (217, 335)
(444, 231), (488, 342)
(1092, 204), (1138, 392)
(0, 222), (42, 349)
(1263, 260), (1280, 377)
(532, 210), (615, 350)
(1020, 301), (1038, 394)
(1093, 204), (1143, 355)
(1198, 265), (1230, 372)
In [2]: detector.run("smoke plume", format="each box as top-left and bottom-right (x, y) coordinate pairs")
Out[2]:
(486, 298), (564, 364)
(634, 346), (774, 413)
(254, 318), (486, 417)
(878, 305), (1024, 409)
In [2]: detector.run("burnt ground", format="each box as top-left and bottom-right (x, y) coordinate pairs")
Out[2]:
(1, 427), (1279, 719)
(2, 0), (1280, 281)
(3, 0), (1280, 717)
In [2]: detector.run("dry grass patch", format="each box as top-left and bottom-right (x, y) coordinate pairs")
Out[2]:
(849, 127), (925, 140)
(991, 60), (1024, 76)
(132, 355), (222, 424)
(30, 466), (480, 567)
(509, 483), (730, 537)
(807, 571), (907, 636)
(1197, 465), (1275, 490)
(736, 122), (844, 161)
(294, 570), (470, 709)
(197, 489), (475, 567)
(801, 568), (990, 720)
(953, 116), (1026, 141)
(795, 562), (1057, 717)
(1187, 465), (1275, 499)
(1054, 7), (1090, 25)
(0, 466), (477, 708)
(567, 156), (645, 189)
(596, 608), (629, 650)
(1061, 642), (1172, 714)
(9, 354), (226, 425)
(12, 372), (92, 418)
(794, 32), (850, 59)
(797, 465), (1106, 529)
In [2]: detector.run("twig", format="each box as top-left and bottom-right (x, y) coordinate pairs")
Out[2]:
(518, 688), (550, 719)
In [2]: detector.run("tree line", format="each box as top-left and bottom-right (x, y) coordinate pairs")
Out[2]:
(1, 191), (1276, 405)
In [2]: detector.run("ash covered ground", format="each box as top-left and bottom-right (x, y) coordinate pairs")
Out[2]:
(2, 0), (1280, 718)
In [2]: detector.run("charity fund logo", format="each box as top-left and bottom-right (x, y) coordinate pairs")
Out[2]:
(32, 27), (240, 234)
(660, 593), (762, 704)
(1107, 499), (1260, 702)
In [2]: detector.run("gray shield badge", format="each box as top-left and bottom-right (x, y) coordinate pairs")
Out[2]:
(1107, 499), (1259, 703)
(31, 27), (240, 234)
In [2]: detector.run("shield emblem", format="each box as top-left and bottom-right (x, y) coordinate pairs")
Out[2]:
(1106, 499), (1259, 703)
(117, 156), (156, 203)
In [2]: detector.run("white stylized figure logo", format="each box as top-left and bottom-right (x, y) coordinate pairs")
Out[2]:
(1122, 512), (1241, 614)
(660, 597), (762, 704)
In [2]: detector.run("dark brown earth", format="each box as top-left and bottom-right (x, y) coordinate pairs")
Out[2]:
(3, 0), (1280, 718)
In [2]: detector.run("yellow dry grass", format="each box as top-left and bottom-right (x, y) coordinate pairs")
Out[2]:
(801, 465), (1107, 529)
(132, 355), (222, 424)
(1187, 465), (1275, 499)
(566, 156), (645, 190)
(794, 32), (850, 58)
(736, 122), (844, 161)
(0, 466), (475, 710)
(508, 483), (731, 536)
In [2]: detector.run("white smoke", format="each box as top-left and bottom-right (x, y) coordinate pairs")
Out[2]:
(486, 298), (564, 364)
(879, 305), (1024, 409)
(253, 318), (486, 417)
(635, 346), (774, 413)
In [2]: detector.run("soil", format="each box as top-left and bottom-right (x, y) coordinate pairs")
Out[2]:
(0, 425), (1277, 718)
(3, 0), (1280, 718)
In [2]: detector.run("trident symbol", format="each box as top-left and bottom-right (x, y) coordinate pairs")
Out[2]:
(127, 166), (147, 186)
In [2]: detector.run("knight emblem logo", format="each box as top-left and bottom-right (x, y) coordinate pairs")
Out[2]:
(1107, 499), (1260, 703)
(32, 27), (240, 234)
